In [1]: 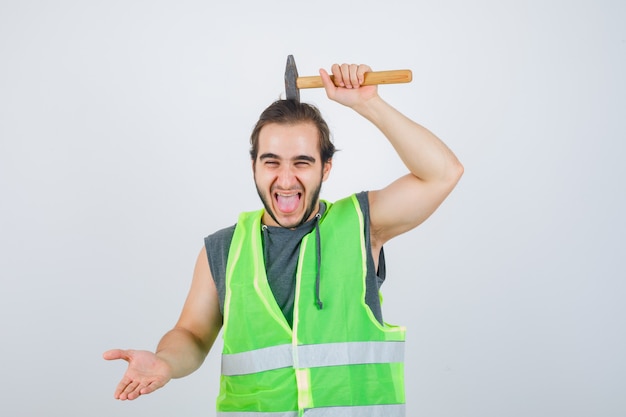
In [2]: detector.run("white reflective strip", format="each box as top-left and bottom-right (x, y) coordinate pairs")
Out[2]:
(297, 341), (404, 368)
(217, 405), (404, 417)
(222, 341), (404, 376)
(217, 412), (298, 417)
(222, 344), (293, 376)
(304, 404), (405, 417)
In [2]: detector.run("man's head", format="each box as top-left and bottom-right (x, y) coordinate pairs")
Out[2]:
(250, 100), (336, 228)
(250, 100), (335, 164)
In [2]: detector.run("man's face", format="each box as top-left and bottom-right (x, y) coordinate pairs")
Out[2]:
(253, 122), (332, 229)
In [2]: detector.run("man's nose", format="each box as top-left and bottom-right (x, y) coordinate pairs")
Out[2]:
(276, 165), (297, 188)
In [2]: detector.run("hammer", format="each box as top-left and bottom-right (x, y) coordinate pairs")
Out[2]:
(284, 55), (412, 102)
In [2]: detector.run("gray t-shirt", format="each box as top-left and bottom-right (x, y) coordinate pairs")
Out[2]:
(204, 191), (386, 326)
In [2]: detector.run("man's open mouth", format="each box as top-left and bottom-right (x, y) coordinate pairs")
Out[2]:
(275, 192), (301, 213)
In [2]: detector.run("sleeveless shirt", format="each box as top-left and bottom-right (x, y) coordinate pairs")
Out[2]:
(204, 191), (386, 325)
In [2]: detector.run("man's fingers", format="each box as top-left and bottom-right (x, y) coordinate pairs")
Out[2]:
(125, 380), (140, 393)
(114, 376), (132, 399)
(339, 63), (353, 88)
(331, 64), (344, 87)
(142, 380), (164, 395)
(119, 379), (163, 400)
(103, 349), (130, 361)
(102, 349), (120, 360)
(330, 63), (372, 89)
(319, 68), (332, 87)
(126, 383), (143, 400)
(115, 378), (159, 400)
(357, 64), (372, 84)
(116, 378), (143, 400)
(319, 69), (338, 99)
(348, 64), (360, 87)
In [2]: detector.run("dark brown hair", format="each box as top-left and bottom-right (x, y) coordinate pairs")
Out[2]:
(249, 100), (335, 164)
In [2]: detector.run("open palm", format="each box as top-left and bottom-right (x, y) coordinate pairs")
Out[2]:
(103, 349), (172, 400)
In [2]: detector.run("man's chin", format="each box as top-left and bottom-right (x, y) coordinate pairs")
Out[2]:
(274, 213), (304, 229)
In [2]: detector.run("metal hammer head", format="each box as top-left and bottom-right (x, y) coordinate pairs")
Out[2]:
(284, 54), (300, 102)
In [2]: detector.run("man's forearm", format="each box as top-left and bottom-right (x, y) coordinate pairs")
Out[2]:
(155, 327), (212, 379)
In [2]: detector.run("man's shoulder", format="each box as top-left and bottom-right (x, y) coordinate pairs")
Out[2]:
(355, 191), (369, 213)
(205, 223), (237, 248)
(331, 191), (369, 213)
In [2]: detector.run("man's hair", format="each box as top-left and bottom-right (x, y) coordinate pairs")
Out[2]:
(249, 100), (335, 164)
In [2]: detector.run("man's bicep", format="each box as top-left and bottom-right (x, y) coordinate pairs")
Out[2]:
(369, 174), (453, 245)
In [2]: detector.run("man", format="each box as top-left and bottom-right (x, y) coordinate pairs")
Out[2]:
(104, 62), (463, 416)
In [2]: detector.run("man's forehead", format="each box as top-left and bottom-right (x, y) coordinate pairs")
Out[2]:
(257, 122), (321, 157)
(258, 121), (318, 137)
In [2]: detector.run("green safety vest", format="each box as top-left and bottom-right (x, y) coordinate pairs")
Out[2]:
(218, 194), (406, 417)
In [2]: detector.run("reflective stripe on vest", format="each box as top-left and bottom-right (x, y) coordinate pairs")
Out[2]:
(304, 404), (405, 417)
(217, 404), (405, 417)
(221, 344), (293, 376)
(217, 412), (298, 417)
(222, 341), (405, 376)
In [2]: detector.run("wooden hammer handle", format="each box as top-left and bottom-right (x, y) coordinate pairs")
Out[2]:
(296, 69), (412, 89)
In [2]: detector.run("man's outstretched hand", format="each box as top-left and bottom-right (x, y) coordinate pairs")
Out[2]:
(103, 349), (172, 400)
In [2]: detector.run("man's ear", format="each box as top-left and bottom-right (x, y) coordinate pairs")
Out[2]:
(322, 159), (332, 182)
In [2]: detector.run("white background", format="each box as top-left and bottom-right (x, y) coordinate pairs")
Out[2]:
(1, 1), (624, 416)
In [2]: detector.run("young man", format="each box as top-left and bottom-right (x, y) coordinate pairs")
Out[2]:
(104, 62), (463, 416)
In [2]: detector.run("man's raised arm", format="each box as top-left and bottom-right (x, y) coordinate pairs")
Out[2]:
(320, 63), (463, 249)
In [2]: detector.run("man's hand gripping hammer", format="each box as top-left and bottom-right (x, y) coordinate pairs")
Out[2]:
(284, 55), (412, 102)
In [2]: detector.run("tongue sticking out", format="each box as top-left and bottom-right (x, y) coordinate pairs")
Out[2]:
(276, 194), (300, 213)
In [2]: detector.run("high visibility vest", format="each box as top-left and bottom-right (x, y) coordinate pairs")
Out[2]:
(218, 194), (406, 417)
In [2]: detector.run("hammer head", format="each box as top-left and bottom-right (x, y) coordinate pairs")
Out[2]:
(284, 55), (300, 102)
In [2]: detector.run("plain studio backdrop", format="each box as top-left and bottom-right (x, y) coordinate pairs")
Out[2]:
(1, 1), (624, 416)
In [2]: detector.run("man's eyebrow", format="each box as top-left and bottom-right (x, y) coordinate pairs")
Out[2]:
(294, 155), (316, 163)
(259, 153), (280, 160)
(259, 153), (316, 163)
